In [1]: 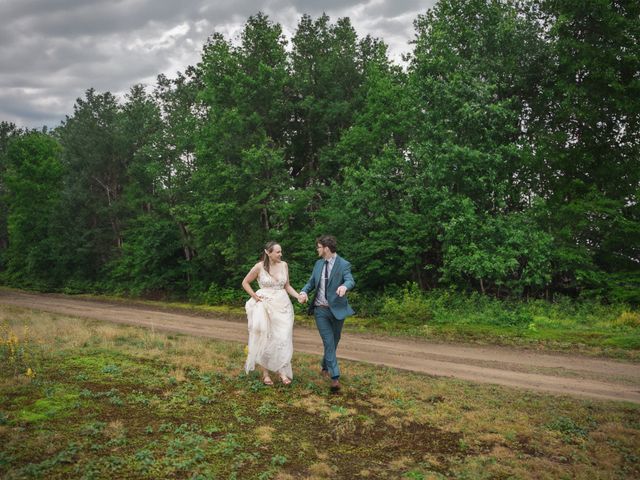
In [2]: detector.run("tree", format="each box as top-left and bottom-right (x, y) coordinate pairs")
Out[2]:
(3, 133), (64, 288)
(191, 14), (293, 286)
(56, 89), (126, 283)
(401, 0), (553, 294)
(0, 122), (23, 260)
(530, 0), (640, 295)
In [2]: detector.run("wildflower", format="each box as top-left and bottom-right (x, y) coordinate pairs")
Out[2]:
(26, 368), (35, 378)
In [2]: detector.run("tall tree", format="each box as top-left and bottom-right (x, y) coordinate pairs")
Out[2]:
(56, 89), (126, 282)
(405, 0), (553, 294)
(289, 14), (367, 186)
(0, 122), (23, 259)
(531, 0), (640, 295)
(3, 133), (64, 288)
(192, 13), (292, 286)
(104, 83), (186, 295)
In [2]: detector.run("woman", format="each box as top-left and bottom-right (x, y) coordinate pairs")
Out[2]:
(242, 241), (301, 385)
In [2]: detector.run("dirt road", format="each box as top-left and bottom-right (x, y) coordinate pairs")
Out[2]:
(1, 290), (639, 403)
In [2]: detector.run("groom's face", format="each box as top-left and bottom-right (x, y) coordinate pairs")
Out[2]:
(316, 243), (330, 258)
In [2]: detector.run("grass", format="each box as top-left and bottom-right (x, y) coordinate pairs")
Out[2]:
(3, 285), (640, 360)
(1, 304), (639, 479)
(70, 288), (640, 360)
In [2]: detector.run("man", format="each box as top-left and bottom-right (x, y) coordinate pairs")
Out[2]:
(299, 235), (355, 391)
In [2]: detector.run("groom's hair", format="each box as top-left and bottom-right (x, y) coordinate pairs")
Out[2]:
(316, 235), (337, 253)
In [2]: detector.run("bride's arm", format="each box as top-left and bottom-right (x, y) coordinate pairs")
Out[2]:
(283, 263), (302, 301)
(241, 263), (263, 302)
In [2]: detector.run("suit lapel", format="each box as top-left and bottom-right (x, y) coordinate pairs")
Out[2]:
(315, 259), (324, 285)
(328, 255), (341, 285)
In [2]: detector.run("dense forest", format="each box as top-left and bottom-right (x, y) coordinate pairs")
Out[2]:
(1, 0), (639, 307)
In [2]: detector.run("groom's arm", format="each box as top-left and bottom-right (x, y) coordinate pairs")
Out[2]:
(301, 270), (316, 294)
(301, 261), (318, 295)
(340, 261), (355, 292)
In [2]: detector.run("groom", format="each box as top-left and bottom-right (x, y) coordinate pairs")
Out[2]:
(299, 235), (355, 391)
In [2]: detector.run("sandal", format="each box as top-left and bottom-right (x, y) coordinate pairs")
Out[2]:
(262, 375), (274, 386)
(280, 375), (292, 386)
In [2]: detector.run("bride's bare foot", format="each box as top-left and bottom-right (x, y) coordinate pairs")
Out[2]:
(262, 374), (274, 386)
(279, 375), (291, 385)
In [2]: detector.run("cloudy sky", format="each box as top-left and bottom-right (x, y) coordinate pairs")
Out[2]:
(0, 0), (436, 130)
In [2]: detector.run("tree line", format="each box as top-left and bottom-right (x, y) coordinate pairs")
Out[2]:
(1, 0), (639, 305)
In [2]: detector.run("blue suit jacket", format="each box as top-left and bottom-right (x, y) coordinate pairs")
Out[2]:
(301, 255), (355, 320)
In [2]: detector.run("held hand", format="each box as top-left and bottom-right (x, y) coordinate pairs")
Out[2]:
(336, 285), (347, 297)
(298, 292), (308, 304)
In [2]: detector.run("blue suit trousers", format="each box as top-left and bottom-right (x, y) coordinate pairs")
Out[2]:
(314, 306), (344, 379)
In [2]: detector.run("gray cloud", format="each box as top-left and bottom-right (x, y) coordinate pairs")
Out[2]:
(0, 0), (433, 129)
(365, 0), (428, 19)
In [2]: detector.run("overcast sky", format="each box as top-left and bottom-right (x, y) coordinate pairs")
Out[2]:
(0, 0), (436, 130)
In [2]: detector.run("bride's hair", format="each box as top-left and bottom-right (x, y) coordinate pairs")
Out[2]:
(262, 241), (279, 274)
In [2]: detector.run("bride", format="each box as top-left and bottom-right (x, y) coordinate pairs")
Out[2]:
(241, 241), (302, 385)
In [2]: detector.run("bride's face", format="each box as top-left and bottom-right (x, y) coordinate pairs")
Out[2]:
(268, 245), (282, 263)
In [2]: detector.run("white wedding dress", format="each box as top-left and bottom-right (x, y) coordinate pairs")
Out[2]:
(244, 267), (294, 378)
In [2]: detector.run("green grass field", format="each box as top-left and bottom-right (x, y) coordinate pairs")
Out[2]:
(70, 288), (640, 361)
(1, 304), (639, 479)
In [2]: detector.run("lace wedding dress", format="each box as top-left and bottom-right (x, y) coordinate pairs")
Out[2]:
(244, 267), (294, 378)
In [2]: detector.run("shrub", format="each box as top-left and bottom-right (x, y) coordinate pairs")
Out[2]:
(347, 291), (385, 317)
(380, 284), (432, 325)
(615, 311), (640, 328)
(201, 285), (247, 307)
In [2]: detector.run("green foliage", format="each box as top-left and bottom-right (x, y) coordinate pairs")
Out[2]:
(2, 132), (65, 289)
(0, 6), (638, 306)
(17, 389), (81, 423)
(441, 207), (553, 295)
(380, 284), (433, 325)
(615, 310), (640, 328)
(546, 415), (590, 442)
(196, 285), (249, 307)
(105, 213), (190, 296)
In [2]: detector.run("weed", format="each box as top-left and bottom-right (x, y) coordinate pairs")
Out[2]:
(80, 421), (107, 437)
(258, 401), (279, 416)
(616, 311), (640, 328)
(101, 364), (121, 375)
(546, 415), (589, 442)
(403, 472), (426, 480)
(158, 422), (174, 433)
(134, 448), (155, 473)
(270, 454), (287, 466)
(0, 319), (39, 377)
(215, 433), (241, 456)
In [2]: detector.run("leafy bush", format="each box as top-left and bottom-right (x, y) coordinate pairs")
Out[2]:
(604, 272), (640, 306)
(380, 284), (433, 325)
(347, 291), (385, 318)
(615, 311), (640, 328)
(200, 285), (247, 307)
